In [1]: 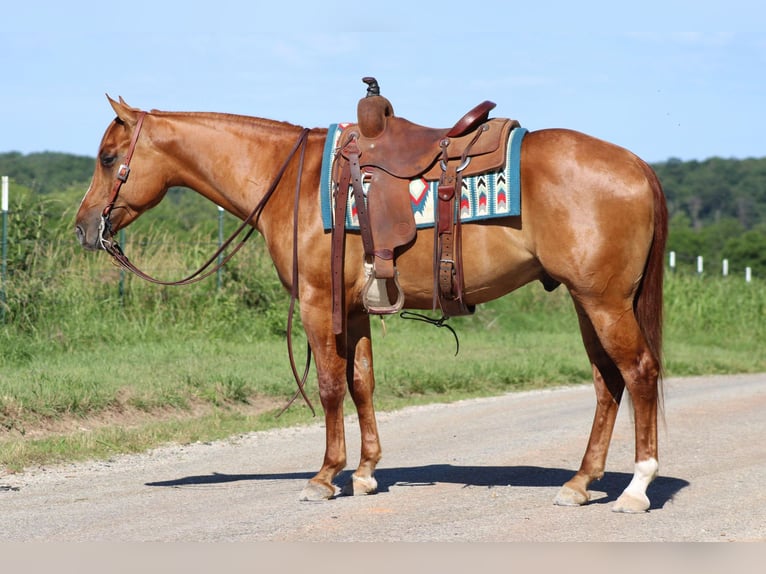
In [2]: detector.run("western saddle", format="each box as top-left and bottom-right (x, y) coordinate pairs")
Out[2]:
(331, 77), (519, 334)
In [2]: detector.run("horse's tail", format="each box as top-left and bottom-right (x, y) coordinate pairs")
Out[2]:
(635, 161), (668, 384)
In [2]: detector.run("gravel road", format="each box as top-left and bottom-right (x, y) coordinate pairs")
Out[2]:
(2, 373), (764, 542)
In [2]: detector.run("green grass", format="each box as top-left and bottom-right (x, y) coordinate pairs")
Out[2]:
(663, 273), (766, 374)
(2, 232), (765, 473)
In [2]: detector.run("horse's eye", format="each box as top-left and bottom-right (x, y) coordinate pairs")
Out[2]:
(100, 154), (117, 168)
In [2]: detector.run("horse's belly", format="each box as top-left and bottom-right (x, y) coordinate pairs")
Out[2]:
(393, 222), (539, 308)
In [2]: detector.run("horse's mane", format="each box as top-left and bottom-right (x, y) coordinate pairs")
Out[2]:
(147, 109), (309, 133)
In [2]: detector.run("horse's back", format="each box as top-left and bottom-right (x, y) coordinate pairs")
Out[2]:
(521, 128), (657, 207)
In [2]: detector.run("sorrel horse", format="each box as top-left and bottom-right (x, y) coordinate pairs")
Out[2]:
(75, 95), (667, 513)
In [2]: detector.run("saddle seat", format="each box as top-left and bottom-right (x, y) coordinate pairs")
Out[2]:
(330, 77), (520, 334)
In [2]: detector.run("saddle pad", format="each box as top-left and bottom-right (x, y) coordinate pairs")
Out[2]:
(320, 124), (527, 231)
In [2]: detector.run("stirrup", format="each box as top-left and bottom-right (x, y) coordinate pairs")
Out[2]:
(361, 261), (405, 315)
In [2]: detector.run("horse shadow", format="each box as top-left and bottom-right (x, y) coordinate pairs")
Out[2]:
(146, 465), (689, 510)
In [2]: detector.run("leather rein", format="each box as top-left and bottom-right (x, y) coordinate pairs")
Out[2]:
(99, 112), (315, 415)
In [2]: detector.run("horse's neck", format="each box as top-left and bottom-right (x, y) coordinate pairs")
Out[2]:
(157, 112), (327, 288)
(162, 113), (313, 220)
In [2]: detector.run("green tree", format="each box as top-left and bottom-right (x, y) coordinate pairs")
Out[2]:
(700, 217), (745, 262)
(0, 152), (94, 195)
(668, 213), (704, 270)
(723, 228), (766, 278)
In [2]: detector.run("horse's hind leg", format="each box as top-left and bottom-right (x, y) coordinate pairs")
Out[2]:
(340, 311), (382, 496)
(555, 302), (625, 507)
(557, 297), (660, 513)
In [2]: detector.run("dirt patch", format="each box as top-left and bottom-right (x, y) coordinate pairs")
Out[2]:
(1, 394), (286, 441)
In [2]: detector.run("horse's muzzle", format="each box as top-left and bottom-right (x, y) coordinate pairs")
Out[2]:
(75, 224), (99, 251)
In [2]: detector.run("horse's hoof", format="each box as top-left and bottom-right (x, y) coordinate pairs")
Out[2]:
(554, 484), (590, 507)
(612, 491), (650, 513)
(340, 473), (378, 496)
(299, 481), (337, 502)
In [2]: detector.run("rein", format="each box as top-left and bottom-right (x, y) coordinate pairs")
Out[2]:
(100, 116), (315, 415)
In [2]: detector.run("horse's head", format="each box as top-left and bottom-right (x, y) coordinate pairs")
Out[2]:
(75, 96), (169, 251)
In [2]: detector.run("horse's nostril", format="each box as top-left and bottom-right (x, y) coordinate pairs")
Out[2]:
(75, 225), (86, 245)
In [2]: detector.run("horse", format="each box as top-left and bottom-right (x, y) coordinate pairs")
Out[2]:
(75, 94), (667, 513)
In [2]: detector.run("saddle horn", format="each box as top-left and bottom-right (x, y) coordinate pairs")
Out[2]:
(357, 76), (394, 138)
(362, 76), (380, 97)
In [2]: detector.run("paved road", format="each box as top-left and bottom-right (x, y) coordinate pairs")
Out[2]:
(2, 373), (765, 542)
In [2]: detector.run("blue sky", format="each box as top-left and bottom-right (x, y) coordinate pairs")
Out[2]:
(1, 1), (764, 163)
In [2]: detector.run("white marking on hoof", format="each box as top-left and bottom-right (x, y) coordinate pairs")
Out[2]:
(613, 491), (650, 513)
(554, 484), (590, 507)
(612, 458), (658, 513)
(341, 473), (378, 496)
(299, 482), (337, 502)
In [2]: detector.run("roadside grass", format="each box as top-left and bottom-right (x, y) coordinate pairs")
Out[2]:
(662, 273), (766, 375)
(2, 235), (765, 473)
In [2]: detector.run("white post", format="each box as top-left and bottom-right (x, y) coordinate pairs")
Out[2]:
(722, 259), (729, 277)
(746, 267), (752, 283)
(1, 176), (7, 323)
(1, 176), (8, 212)
(697, 255), (704, 275)
(669, 250), (676, 271)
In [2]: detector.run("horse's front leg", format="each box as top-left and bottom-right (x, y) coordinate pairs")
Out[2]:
(298, 303), (349, 502)
(340, 311), (382, 496)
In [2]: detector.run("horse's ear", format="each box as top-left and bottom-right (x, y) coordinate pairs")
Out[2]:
(106, 94), (140, 126)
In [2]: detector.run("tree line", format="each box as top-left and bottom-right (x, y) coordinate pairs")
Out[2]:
(2, 151), (766, 277)
(653, 156), (766, 276)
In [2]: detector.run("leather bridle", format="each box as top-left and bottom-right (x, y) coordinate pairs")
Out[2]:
(98, 111), (147, 252)
(98, 114), (315, 414)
